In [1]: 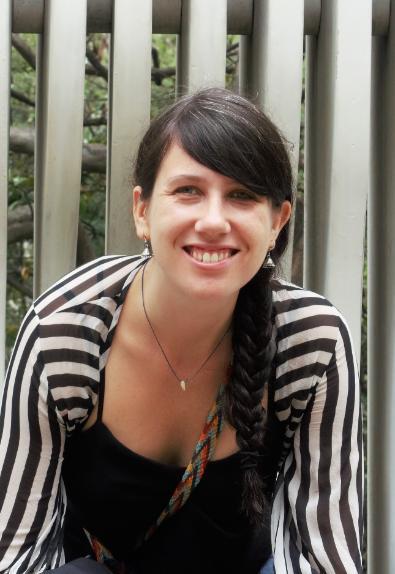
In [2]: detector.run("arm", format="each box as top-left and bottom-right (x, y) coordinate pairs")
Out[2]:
(0, 307), (66, 573)
(272, 317), (363, 573)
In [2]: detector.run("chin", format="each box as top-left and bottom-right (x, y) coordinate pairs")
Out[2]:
(179, 277), (241, 304)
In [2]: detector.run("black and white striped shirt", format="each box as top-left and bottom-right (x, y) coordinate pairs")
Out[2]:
(0, 255), (363, 573)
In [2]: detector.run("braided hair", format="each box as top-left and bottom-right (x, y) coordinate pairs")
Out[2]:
(226, 267), (276, 524)
(133, 88), (293, 525)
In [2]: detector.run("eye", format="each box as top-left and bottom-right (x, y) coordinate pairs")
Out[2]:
(174, 186), (200, 196)
(229, 189), (258, 201)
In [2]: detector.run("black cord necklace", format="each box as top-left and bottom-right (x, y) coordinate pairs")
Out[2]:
(141, 261), (230, 391)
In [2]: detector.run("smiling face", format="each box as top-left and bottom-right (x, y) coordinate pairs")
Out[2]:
(134, 142), (291, 303)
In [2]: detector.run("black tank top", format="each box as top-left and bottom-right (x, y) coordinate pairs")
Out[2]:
(62, 374), (272, 573)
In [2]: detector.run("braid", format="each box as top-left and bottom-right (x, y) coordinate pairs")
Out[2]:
(225, 266), (276, 526)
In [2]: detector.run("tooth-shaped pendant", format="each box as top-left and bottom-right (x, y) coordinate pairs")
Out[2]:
(180, 380), (186, 391)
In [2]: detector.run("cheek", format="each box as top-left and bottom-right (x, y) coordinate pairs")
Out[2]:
(150, 204), (194, 235)
(243, 211), (273, 241)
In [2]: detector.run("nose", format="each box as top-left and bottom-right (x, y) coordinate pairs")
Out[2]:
(194, 195), (231, 236)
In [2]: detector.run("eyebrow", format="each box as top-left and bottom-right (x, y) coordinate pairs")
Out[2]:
(165, 174), (251, 190)
(166, 174), (206, 184)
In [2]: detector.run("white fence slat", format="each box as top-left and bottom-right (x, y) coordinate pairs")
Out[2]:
(239, 0), (305, 281)
(0, 0), (11, 380)
(177, 0), (227, 93)
(106, 0), (152, 256)
(369, 22), (395, 574)
(34, 0), (87, 295)
(304, 0), (372, 359)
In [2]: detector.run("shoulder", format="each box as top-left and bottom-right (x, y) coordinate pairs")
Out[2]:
(270, 278), (354, 421)
(28, 255), (144, 431)
(33, 254), (144, 321)
(271, 277), (348, 348)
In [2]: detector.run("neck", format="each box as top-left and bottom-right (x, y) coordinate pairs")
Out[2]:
(135, 258), (236, 363)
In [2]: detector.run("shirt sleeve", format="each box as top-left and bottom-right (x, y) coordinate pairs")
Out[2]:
(0, 306), (66, 573)
(271, 316), (363, 573)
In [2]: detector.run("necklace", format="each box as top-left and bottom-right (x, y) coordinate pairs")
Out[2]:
(141, 261), (230, 391)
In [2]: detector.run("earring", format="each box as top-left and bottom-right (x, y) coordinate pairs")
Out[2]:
(262, 251), (275, 269)
(262, 242), (276, 269)
(141, 236), (153, 258)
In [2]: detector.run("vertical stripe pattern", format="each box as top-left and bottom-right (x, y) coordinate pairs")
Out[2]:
(0, 256), (363, 572)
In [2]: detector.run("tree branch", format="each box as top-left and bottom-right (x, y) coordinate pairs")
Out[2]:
(7, 205), (33, 244)
(151, 67), (175, 84)
(151, 46), (160, 69)
(85, 63), (98, 76)
(11, 88), (35, 107)
(7, 274), (33, 298)
(83, 115), (107, 127)
(12, 34), (36, 70)
(226, 42), (239, 57)
(8, 204), (96, 267)
(77, 223), (97, 266)
(10, 127), (107, 173)
(86, 47), (108, 81)
(8, 219), (33, 244)
(11, 34), (106, 79)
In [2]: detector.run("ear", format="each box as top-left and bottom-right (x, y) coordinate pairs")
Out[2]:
(133, 186), (150, 240)
(270, 200), (292, 243)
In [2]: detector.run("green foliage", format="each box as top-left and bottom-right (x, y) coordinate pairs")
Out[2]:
(80, 172), (106, 256)
(10, 35), (36, 127)
(151, 35), (177, 116)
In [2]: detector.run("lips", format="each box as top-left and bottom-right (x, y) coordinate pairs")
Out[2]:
(183, 246), (238, 264)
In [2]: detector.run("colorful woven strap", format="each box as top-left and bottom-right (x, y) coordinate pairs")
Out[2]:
(84, 532), (125, 573)
(87, 385), (225, 567)
(143, 384), (224, 542)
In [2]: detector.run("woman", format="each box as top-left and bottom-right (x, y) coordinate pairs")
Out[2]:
(0, 88), (363, 573)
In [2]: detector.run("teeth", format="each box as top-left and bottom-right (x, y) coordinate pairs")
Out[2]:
(193, 249), (202, 261)
(188, 248), (232, 264)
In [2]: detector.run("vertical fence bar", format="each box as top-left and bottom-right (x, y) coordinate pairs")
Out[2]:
(106, 0), (152, 255)
(177, 0), (227, 93)
(0, 0), (11, 380)
(34, 0), (87, 295)
(304, 0), (371, 358)
(369, 9), (395, 572)
(239, 0), (305, 281)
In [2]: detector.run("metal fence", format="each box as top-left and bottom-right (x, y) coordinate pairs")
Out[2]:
(0, 0), (393, 572)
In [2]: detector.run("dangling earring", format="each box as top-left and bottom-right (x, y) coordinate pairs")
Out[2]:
(141, 236), (153, 258)
(262, 251), (275, 269)
(262, 243), (275, 269)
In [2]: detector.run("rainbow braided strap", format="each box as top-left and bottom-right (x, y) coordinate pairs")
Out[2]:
(87, 385), (225, 569)
(143, 384), (224, 542)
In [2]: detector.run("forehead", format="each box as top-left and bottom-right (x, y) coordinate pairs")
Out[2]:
(153, 141), (241, 189)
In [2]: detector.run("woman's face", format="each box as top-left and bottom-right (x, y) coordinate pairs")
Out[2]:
(133, 141), (291, 302)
